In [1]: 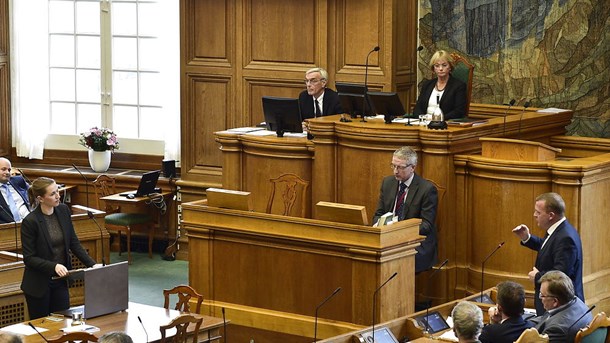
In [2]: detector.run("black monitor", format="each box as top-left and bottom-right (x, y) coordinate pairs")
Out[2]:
(262, 96), (303, 137)
(367, 91), (407, 123)
(335, 82), (373, 117)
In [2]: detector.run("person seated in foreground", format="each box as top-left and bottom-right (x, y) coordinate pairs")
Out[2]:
(479, 281), (534, 343)
(99, 332), (133, 343)
(0, 332), (24, 343)
(529, 270), (592, 343)
(452, 301), (484, 343)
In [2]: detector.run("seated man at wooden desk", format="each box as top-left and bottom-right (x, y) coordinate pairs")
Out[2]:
(480, 281), (534, 343)
(373, 146), (439, 273)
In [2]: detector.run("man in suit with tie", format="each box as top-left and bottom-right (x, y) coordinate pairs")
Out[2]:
(529, 270), (591, 343)
(0, 157), (31, 223)
(480, 281), (534, 343)
(372, 146), (438, 273)
(512, 192), (584, 316)
(298, 67), (343, 120)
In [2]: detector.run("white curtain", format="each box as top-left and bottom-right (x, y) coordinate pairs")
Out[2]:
(9, 0), (50, 159)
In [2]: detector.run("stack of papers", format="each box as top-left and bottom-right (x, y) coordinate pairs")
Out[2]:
(537, 107), (570, 113)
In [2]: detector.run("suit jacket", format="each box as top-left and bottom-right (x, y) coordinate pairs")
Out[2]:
(0, 176), (30, 224)
(373, 173), (438, 272)
(412, 75), (467, 120)
(531, 297), (592, 343)
(522, 220), (584, 315)
(479, 316), (535, 343)
(299, 88), (344, 120)
(20, 203), (96, 298)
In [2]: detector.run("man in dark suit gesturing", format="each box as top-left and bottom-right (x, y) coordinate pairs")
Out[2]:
(0, 157), (31, 223)
(512, 192), (584, 316)
(373, 146), (438, 273)
(298, 67), (343, 120)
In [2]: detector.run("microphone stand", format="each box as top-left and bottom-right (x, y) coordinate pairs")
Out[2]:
(567, 304), (595, 334)
(87, 210), (106, 266)
(72, 164), (90, 209)
(423, 259), (449, 335)
(362, 46), (380, 122)
(28, 322), (50, 342)
(314, 287), (342, 342)
(502, 99), (516, 136)
(138, 316), (149, 343)
(517, 101), (531, 140)
(372, 272), (398, 343)
(222, 307), (228, 343)
(481, 242), (505, 302)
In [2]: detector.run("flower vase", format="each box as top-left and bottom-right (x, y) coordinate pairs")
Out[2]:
(88, 150), (111, 172)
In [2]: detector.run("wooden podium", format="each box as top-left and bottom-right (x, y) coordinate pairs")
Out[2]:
(480, 137), (561, 161)
(182, 199), (424, 342)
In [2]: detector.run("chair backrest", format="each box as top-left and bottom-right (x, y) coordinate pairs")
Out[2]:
(92, 174), (118, 213)
(266, 173), (310, 217)
(450, 52), (474, 116)
(47, 331), (98, 343)
(163, 285), (204, 314)
(159, 313), (203, 343)
(514, 327), (549, 343)
(575, 312), (610, 343)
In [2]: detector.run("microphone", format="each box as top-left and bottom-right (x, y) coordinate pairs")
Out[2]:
(362, 46), (380, 122)
(424, 259), (449, 334)
(138, 315), (149, 343)
(16, 168), (32, 184)
(567, 304), (595, 334)
(481, 242), (505, 302)
(87, 210), (106, 266)
(517, 101), (531, 140)
(0, 203), (19, 260)
(72, 164), (90, 209)
(502, 99), (516, 136)
(417, 45), (424, 52)
(372, 272), (398, 343)
(222, 307), (228, 343)
(314, 287), (342, 342)
(28, 322), (50, 342)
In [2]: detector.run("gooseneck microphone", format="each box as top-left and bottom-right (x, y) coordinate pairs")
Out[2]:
(28, 322), (50, 342)
(314, 287), (342, 342)
(517, 101), (531, 140)
(16, 168), (32, 184)
(0, 204), (19, 260)
(424, 259), (449, 334)
(567, 304), (595, 334)
(480, 242), (505, 302)
(72, 164), (90, 209)
(138, 315), (149, 342)
(372, 272), (398, 343)
(362, 46), (380, 122)
(502, 99), (516, 136)
(222, 307), (228, 343)
(87, 210), (106, 266)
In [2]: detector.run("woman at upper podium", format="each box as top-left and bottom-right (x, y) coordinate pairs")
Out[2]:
(20, 177), (99, 319)
(412, 50), (467, 120)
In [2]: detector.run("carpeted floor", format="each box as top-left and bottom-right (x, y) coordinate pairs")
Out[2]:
(109, 251), (188, 308)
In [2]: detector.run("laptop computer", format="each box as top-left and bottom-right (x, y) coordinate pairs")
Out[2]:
(120, 170), (161, 197)
(54, 262), (129, 319)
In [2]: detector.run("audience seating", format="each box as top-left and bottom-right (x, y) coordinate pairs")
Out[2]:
(514, 328), (549, 343)
(163, 284), (204, 313)
(159, 313), (203, 343)
(575, 311), (610, 343)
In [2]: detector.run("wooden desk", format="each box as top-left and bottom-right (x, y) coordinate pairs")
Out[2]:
(11, 302), (224, 343)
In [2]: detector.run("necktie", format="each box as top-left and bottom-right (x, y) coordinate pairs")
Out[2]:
(2, 183), (21, 222)
(315, 99), (322, 117)
(395, 183), (408, 219)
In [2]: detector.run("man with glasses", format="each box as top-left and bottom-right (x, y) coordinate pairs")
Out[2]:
(530, 270), (591, 343)
(0, 157), (31, 224)
(512, 192), (584, 315)
(298, 67), (343, 120)
(372, 146), (438, 273)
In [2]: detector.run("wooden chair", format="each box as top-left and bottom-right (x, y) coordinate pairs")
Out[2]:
(163, 285), (204, 313)
(46, 331), (98, 343)
(450, 52), (475, 116)
(575, 312), (610, 343)
(92, 174), (155, 264)
(514, 327), (549, 343)
(159, 313), (203, 343)
(266, 173), (310, 218)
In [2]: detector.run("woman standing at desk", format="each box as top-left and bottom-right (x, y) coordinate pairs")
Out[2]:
(413, 50), (467, 120)
(20, 177), (98, 319)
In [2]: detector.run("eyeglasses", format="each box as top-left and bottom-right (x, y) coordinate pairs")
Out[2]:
(304, 78), (322, 85)
(390, 164), (411, 171)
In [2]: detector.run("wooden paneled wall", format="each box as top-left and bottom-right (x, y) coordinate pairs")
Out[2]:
(179, 0), (418, 194)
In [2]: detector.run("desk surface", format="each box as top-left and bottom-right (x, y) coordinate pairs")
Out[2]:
(101, 191), (172, 204)
(9, 302), (224, 343)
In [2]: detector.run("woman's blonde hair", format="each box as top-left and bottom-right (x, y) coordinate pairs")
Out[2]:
(27, 177), (56, 208)
(428, 50), (454, 72)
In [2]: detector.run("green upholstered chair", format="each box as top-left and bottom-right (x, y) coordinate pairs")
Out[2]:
(92, 174), (154, 264)
(450, 52), (475, 116)
(575, 312), (610, 343)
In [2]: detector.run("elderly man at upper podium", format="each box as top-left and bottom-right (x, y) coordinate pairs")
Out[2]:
(298, 67), (343, 120)
(372, 146), (439, 273)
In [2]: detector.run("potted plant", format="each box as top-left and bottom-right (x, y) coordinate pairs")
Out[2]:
(79, 127), (119, 172)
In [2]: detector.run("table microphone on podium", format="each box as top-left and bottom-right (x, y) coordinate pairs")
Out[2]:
(28, 322), (50, 342)
(502, 99), (516, 136)
(0, 205), (19, 260)
(72, 164), (90, 209)
(87, 210), (106, 266)
(517, 101), (531, 139)
(362, 46), (380, 122)
(314, 287), (342, 342)
(16, 168), (32, 185)
(424, 259), (449, 334)
(222, 307), (228, 343)
(372, 272), (398, 343)
(480, 242), (505, 302)
(138, 315), (149, 343)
